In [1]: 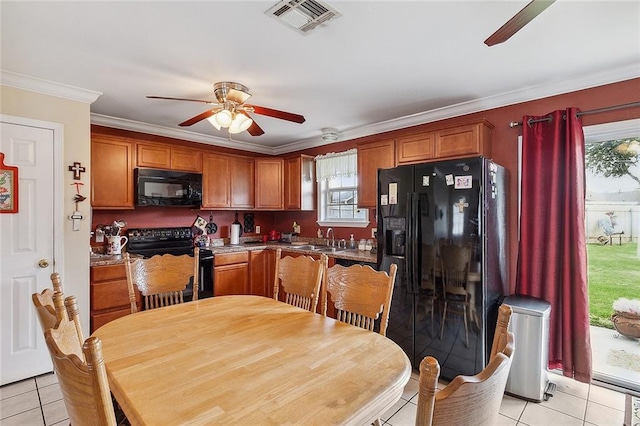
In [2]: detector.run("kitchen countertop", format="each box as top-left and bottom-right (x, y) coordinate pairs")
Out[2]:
(209, 242), (378, 264)
(90, 243), (377, 267)
(89, 253), (143, 267)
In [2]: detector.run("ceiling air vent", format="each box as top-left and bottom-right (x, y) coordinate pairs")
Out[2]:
(266, 0), (341, 35)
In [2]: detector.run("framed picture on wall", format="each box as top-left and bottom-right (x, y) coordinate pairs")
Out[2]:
(0, 152), (19, 213)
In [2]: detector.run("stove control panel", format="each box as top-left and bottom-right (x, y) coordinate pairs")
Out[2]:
(128, 227), (192, 241)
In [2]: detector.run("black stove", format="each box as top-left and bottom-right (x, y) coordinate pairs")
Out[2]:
(126, 227), (214, 299)
(127, 227), (194, 257)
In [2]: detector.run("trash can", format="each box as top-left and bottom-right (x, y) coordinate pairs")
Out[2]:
(502, 295), (554, 402)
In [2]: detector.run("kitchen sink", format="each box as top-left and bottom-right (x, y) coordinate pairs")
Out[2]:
(313, 247), (344, 253)
(288, 245), (345, 254)
(288, 244), (317, 250)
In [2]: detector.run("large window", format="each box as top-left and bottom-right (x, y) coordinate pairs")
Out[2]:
(315, 149), (369, 227)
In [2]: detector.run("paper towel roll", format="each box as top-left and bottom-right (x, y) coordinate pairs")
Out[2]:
(230, 224), (241, 245)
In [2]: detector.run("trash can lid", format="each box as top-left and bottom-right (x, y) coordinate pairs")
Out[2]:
(503, 295), (551, 316)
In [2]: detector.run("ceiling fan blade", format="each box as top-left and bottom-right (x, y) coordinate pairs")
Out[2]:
(147, 95), (216, 104)
(179, 109), (216, 127)
(227, 88), (252, 104)
(484, 0), (555, 47)
(246, 115), (265, 137)
(246, 105), (306, 124)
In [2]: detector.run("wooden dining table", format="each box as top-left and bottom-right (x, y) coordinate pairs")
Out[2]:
(92, 295), (412, 425)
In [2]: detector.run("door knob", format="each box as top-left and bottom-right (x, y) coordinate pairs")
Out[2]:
(38, 259), (50, 268)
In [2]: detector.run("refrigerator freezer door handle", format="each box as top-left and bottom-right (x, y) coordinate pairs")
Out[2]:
(411, 193), (421, 294)
(406, 193), (415, 294)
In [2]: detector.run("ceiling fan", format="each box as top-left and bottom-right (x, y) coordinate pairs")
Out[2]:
(484, 0), (555, 46)
(147, 82), (305, 136)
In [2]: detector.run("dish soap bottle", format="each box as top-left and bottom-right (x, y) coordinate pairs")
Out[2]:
(349, 234), (356, 250)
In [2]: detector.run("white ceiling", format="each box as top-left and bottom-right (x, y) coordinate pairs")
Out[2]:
(1, 1), (639, 155)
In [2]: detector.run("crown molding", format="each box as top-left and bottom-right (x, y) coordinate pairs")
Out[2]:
(0, 70), (102, 104)
(274, 63), (640, 154)
(90, 114), (274, 155)
(15, 62), (635, 155)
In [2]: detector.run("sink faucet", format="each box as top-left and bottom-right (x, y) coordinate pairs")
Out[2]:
(326, 227), (334, 247)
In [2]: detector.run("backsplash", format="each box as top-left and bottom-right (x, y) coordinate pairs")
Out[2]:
(91, 208), (276, 245)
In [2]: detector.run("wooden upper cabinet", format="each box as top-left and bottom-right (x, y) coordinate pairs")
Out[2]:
(285, 155), (315, 211)
(171, 148), (202, 172)
(255, 158), (284, 210)
(91, 135), (134, 209)
(396, 132), (436, 165)
(202, 154), (231, 208)
(137, 143), (202, 172)
(434, 121), (493, 159)
(136, 143), (170, 169)
(230, 157), (255, 209)
(357, 139), (396, 208)
(203, 154), (254, 209)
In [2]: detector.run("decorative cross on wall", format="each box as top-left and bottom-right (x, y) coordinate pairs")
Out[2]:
(454, 198), (469, 213)
(68, 162), (86, 180)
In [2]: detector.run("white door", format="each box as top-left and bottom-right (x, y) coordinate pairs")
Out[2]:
(0, 121), (56, 385)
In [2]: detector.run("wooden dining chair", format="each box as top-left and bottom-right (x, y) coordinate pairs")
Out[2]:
(322, 262), (397, 336)
(439, 243), (472, 347)
(273, 248), (327, 312)
(31, 272), (65, 331)
(45, 321), (117, 425)
(415, 332), (515, 426)
(490, 304), (513, 359)
(415, 303), (514, 426)
(124, 248), (199, 313)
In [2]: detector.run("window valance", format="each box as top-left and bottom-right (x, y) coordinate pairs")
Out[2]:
(314, 149), (357, 183)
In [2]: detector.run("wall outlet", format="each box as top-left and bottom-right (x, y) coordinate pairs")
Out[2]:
(255, 225), (261, 234)
(371, 227), (377, 238)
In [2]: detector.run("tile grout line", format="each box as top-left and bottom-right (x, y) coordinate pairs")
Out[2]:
(35, 378), (47, 426)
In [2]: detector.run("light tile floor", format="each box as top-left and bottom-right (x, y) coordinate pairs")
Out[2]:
(0, 369), (631, 425)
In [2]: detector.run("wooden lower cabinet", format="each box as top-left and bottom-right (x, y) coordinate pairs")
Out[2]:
(90, 264), (140, 333)
(214, 251), (249, 296)
(249, 249), (276, 298)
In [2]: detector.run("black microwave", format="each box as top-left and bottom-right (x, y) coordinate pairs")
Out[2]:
(135, 168), (202, 207)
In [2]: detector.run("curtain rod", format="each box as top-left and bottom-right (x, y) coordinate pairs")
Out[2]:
(508, 101), (640, 128)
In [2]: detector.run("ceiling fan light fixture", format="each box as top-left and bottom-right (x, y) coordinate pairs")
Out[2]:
(229, 113), (253, 134)
(207, 113), (222, 130)
(214, 109), (233, 128)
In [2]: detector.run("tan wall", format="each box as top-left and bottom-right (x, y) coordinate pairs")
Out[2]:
(0, 84), (92, 336)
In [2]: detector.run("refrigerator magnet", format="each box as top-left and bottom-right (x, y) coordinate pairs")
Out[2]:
(422, 176), (430, 186)
(445, 174), (454, 186)
(381, 194), (388, 205)
(389, 183), (398, 204)
(454, 175), (473, 189)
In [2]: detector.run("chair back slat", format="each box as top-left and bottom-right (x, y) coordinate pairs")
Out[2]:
(273, 249), (326, 312)
(125, 249), (199, 313)
(323, 263), (397, 336)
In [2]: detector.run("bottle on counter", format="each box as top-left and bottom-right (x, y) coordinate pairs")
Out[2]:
(349, 234), (356, 250)
(358, 239), (366, 251)
(365, 239), (373, 251)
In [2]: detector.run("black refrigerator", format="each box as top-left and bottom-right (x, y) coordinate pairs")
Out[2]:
(377, 156), (508, 380)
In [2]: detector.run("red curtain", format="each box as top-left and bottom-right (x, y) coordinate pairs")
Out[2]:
(516, 108), (592, 383)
